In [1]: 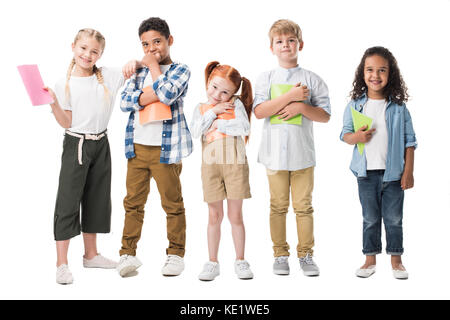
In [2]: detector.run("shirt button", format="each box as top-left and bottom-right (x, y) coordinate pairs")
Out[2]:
(162, 147), (165, 151)
(163, 134), (166, 137)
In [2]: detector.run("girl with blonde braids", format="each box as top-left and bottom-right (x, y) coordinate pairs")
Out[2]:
(44, 28), (139, 285)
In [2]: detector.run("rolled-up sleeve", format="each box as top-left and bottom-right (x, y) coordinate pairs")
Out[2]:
(310, 74), (331, 115)
(120, 73), (144, 112)
(253, 72), (270, 110)
(153, 64), (190, 106)
(404, 106), (418, 149)
(190, 104), (217, 139)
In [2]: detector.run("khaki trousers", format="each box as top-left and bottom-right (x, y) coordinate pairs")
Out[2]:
(267, 166), (314, 258)
(120, 144), (186, 257)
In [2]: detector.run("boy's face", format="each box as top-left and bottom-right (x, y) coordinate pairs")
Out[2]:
(140, 30), (173, 65)
(270, 32), (303, 65)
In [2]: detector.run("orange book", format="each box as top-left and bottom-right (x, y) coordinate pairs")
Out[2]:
(139, 86), (172, 125)
(199, 103), (236, 143)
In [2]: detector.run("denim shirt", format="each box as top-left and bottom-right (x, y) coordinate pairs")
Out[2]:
(340, 94), (417, 181)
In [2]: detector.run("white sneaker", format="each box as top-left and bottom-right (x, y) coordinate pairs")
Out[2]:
(234, 260), (254, 279)
(161, 255), (184, 276)
(356, 265), (376, 278)
(198, 261), (220, 281)
(116, 254), (142, 277)
(56, 264), (73, 285)
(83, 254), (118, 269)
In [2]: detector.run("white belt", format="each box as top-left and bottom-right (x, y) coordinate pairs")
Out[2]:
(65, 130), (107, 165)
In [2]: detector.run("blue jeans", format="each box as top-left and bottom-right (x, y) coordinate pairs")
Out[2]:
(357, 170), (404, 255)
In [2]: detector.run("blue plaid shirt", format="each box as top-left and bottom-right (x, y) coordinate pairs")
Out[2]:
(120, 62), (193, 163)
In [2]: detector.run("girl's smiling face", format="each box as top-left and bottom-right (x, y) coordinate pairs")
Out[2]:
(364, 54), (389, 99)
(206, 76), (236, 105)
(72, 36), (103, 72)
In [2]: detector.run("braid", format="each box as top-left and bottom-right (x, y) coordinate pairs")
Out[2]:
(93, 65), (110, 106)
(65, 58), (76, 105)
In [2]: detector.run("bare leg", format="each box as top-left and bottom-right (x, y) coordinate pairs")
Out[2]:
(56, 240), (70, 267)
(227, 199), (245, 261)
(391, 255), (405, 270)
(360, 255), (376, 269)
(207, 201), (224, 262)
(83, 233), (99, 260)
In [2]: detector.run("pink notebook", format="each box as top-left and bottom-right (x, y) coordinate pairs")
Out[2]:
(17, 64), (54, 106)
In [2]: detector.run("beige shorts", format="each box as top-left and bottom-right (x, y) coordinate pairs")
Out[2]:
(201, 137), (251, 203)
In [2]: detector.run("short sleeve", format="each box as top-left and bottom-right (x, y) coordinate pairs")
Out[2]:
(253, 71), (271, 109)
(310, 73), (331, 115)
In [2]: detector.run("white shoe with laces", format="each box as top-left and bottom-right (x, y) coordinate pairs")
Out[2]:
(83, 254), (118, 269)
(116, 254), (142, 277)
(234, 260), (254, 279)
(198, 261), (220, 281)
(56, 264), (73, 285)
(161, 255), (185, 276)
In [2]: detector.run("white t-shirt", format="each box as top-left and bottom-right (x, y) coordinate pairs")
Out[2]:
(363, 98), (388, 170)
(54, 67), (125, 134)
(134, 64), (171, 146)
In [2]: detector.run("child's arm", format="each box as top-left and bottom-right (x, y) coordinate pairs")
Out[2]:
(254, 85), (308, 119)
(120, 70), (158, 112)
(214, 99), (250, 136)
(401, 106), (417, 190)
(144, 57), (190, 107)
(44, 87), (72, 129)
(276, 101), (330, 123)
(340, 103), (375, 145)
(401, 147), (414, 190)
(190, 102), (234, 139)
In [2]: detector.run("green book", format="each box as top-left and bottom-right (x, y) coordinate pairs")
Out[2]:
(350, 108), (373, 155)
(270, 84), (302, 125)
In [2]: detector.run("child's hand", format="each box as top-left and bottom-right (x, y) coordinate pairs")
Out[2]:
(212, 102), (234, 115)
(206, 119), (219, 134)
(288, 83), (309, 102)
(141, 53), (159, 69)
(355, 125), (376, 143)
(43, 86), (56, 104)
(276, 103), (303, 120)
(122, 60), (139, 79)
(401, 170), (414, 190)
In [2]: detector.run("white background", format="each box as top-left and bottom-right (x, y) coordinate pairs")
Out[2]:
(1, 0), (449, 300)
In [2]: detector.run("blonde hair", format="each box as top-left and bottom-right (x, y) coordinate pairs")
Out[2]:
(269, 19), (303, 46)
(65, 28), (110, 106)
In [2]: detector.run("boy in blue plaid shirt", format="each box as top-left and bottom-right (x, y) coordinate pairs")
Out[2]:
(117, 17), (192, 278)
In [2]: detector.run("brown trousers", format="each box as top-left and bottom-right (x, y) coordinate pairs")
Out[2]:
(267, 166), (315, 258)
(120, 144), (186, 257)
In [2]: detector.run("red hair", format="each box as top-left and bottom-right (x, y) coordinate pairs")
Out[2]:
(205, 61), (253, 143)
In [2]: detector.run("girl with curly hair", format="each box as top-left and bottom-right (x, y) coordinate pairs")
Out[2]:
(340, 46), (417, 279)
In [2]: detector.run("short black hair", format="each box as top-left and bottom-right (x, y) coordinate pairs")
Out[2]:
(138, 17), (171, 39)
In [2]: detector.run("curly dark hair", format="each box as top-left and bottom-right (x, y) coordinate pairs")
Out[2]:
(350, 46), (408, 105)
(138, 17), (171, 39)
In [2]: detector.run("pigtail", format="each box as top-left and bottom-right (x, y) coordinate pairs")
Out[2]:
(65, 58), (76, 105)
(239, 77), (253, 144)
(93, 65), (110, 107)
(204, 61), (221, 88)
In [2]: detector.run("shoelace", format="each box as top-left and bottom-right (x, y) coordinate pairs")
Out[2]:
(165, 255), (182, 266)
(300, 254), (315, 265)
(236, 261), (250, 271)
(203, 263), (217, 273)
(275, 257), (288, 264)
